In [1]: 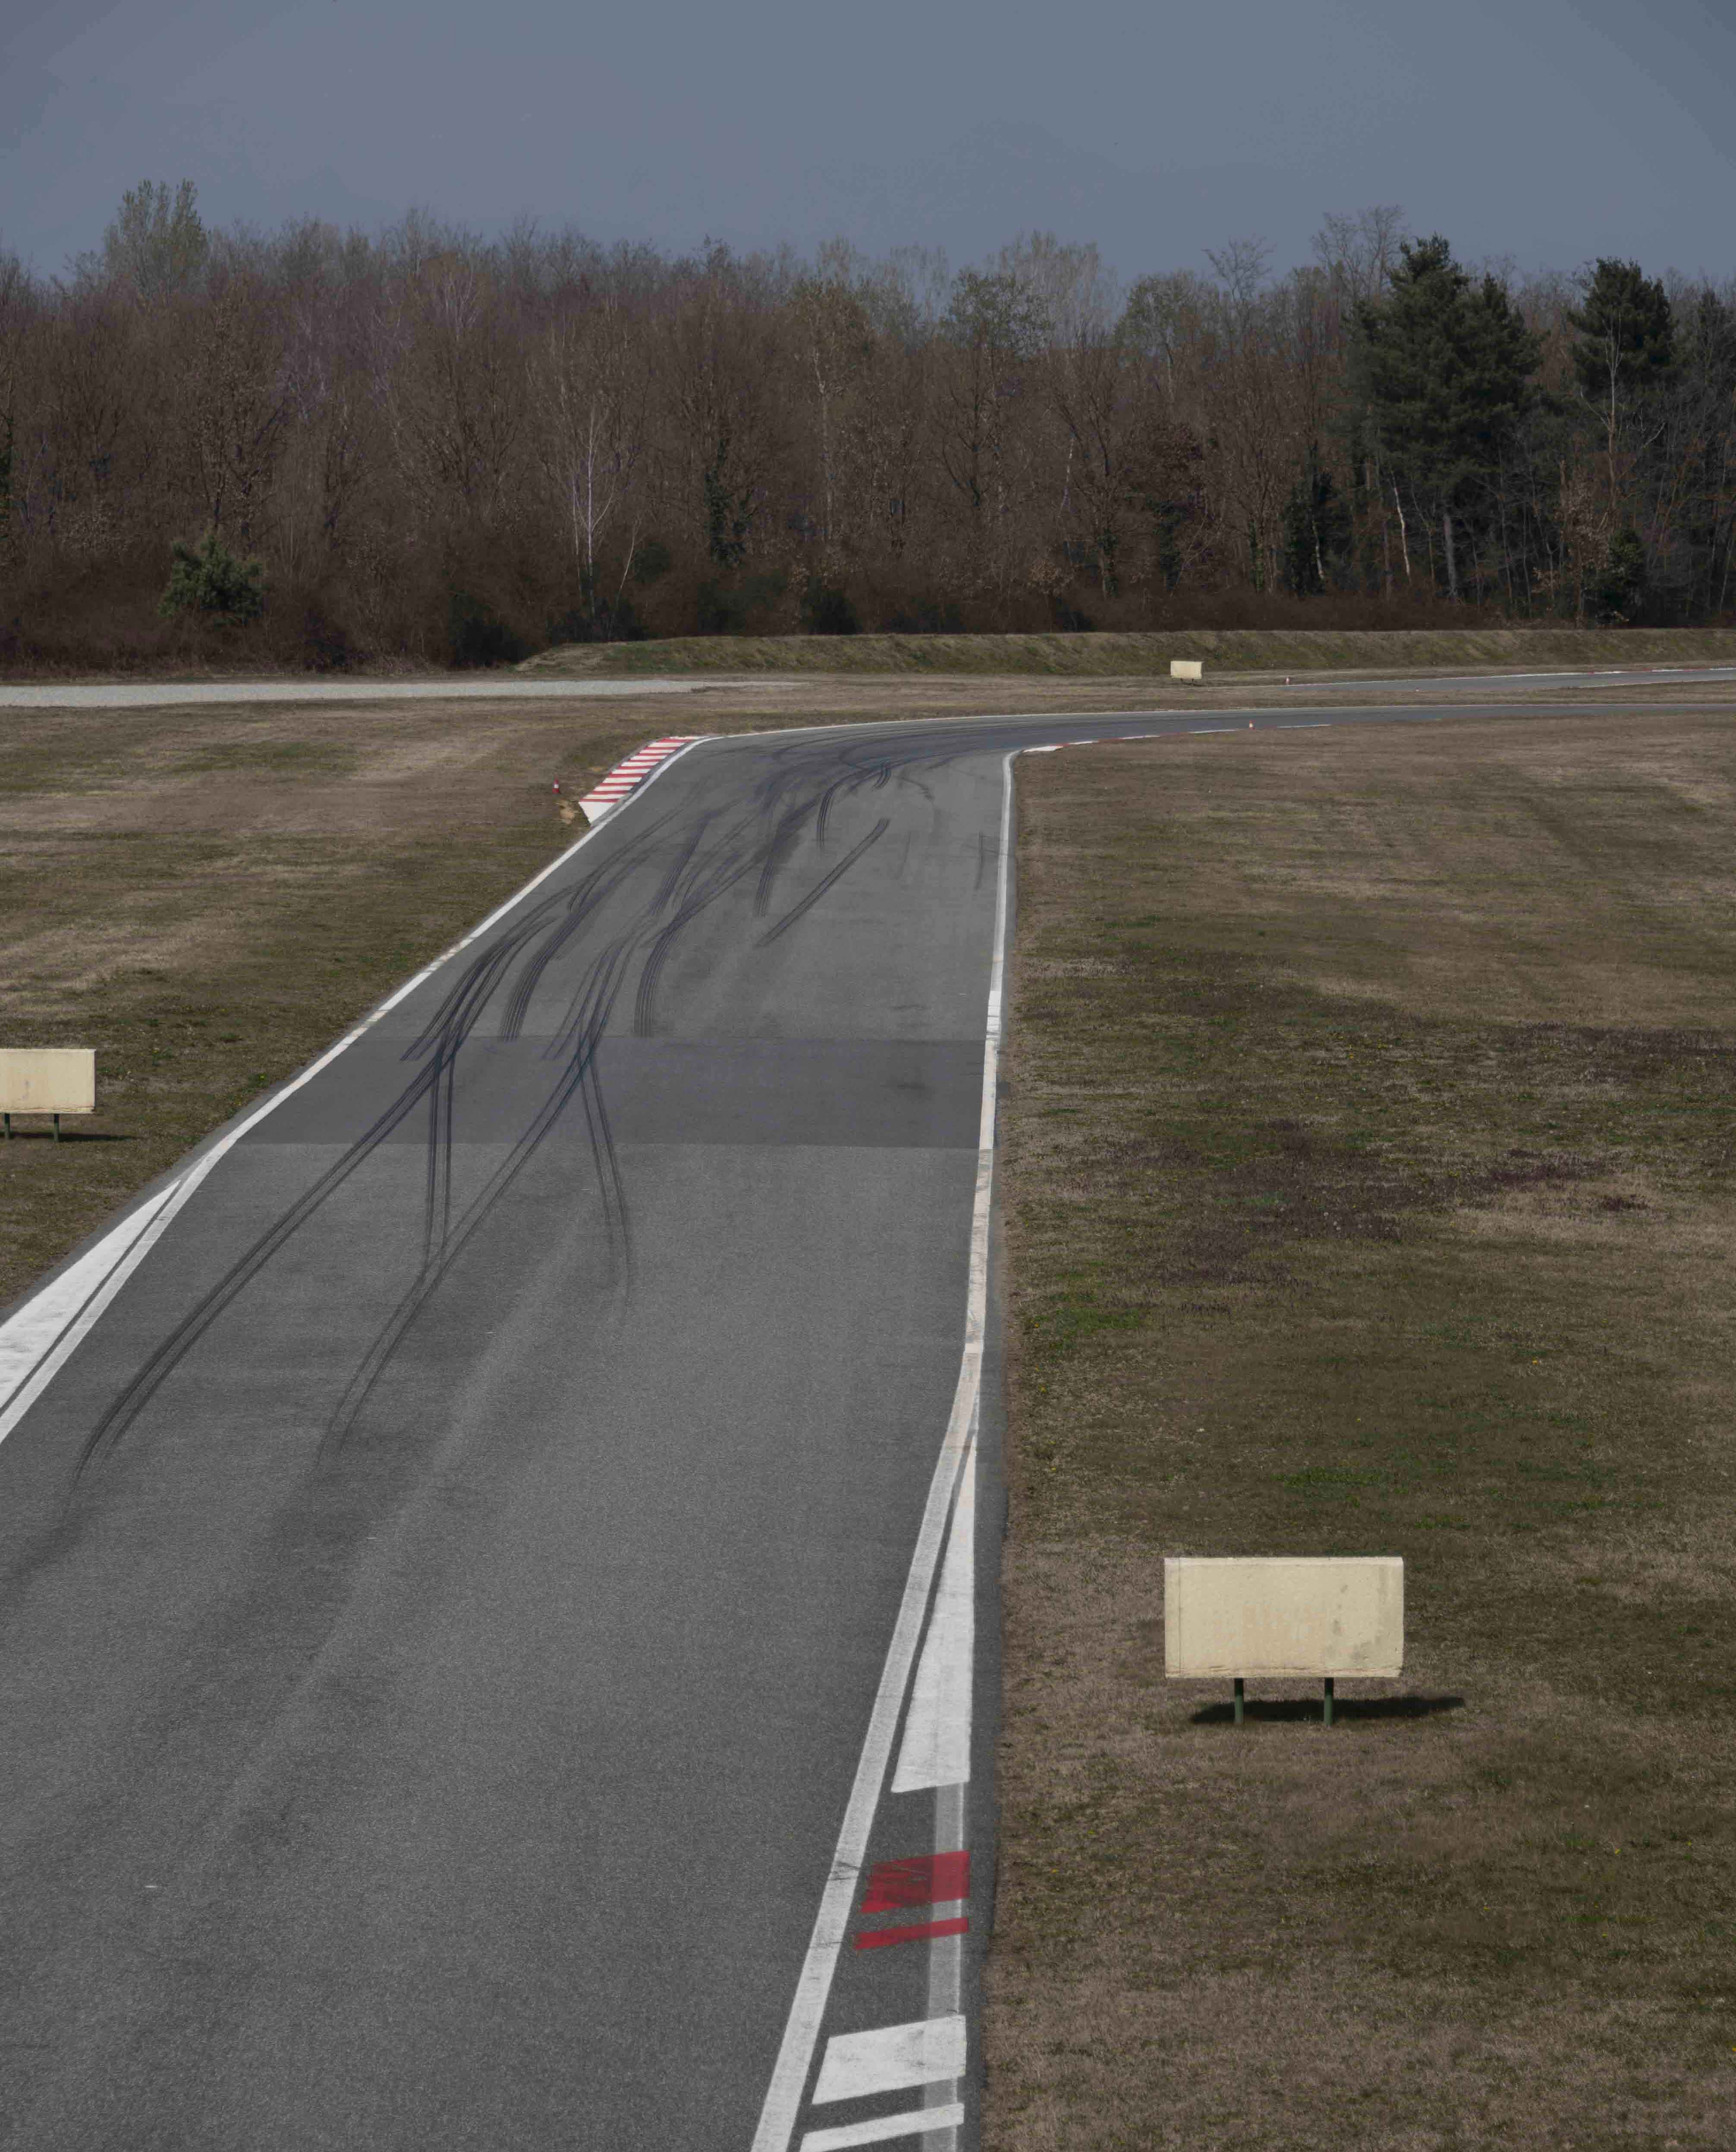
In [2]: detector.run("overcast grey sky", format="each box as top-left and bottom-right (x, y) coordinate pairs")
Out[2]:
(5, 0), (1734, 283)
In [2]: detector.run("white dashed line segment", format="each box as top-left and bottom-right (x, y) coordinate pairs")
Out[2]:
(892, 1437), (977, 1794)
(812, 2017), (969, 2104)
(799, 2106), (967, 2150)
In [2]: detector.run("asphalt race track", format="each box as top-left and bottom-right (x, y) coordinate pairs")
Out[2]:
(0, 692), (1706, 2149)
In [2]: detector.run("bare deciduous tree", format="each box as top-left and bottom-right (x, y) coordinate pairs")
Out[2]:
(7, 182), (1735, 670)
(535, 299), (646, 620)
(184, 274), (288, 544)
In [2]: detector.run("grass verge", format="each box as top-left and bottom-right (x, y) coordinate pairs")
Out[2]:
(523, 625), (1736, 679)
(987, 709), (1736, 2146)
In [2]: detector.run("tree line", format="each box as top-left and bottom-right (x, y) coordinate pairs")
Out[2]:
(2, 184), (1732, 669)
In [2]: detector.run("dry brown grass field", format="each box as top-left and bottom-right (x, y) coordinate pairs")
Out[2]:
(987, 708), (1736, 2148)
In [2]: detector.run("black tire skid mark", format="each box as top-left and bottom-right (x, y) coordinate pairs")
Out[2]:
(756, 818), (892, 947)
(632, 730), (980, 1026)
(69, 724), (998, 1504)
(325, 805), (767, 1457)
(71, 1050), (454, 1494)
(492, 821), (679, 1047)
(315, 938), (638, 1466)
(70, 858), (655, 1498)
(752, 801), (813, 918)
(631, 837), (768, 1036)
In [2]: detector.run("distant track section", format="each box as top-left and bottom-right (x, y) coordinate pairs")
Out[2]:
(579, 736), (703, 821)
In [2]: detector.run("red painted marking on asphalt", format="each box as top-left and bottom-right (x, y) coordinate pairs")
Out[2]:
(852, 1916), (969, 1953)
(860, 1851), (970, 1913)
(577, 737), (698, 820)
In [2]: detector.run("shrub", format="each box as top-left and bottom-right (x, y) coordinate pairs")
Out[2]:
(881, 597), (965, 635)
(445, 590), (528, 668)
(799, 573), (859, 636)
(1588, 527), (1648, 625)
(159, 531), (264, 625)
(258, 585), (355, 672)
(695, 570), (787, 636)
(543, 595), (647, 647)
(629, 537), (673, 587)
(294, 597), (355, 672)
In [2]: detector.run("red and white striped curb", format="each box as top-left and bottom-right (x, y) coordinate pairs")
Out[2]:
(578, 736), (699, 823)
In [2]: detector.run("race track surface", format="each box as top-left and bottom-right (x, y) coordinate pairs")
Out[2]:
(0, 696), (1683, 2148)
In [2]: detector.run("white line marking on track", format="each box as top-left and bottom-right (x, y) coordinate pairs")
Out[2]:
(892, 1437), (977, 1793)
(0, 1180), (185, 1445)
(799, 2105), (967, 2150)
(0, 736), (711, 1450)
(748, 749), (1017, 2152)
(813, 2017), (968, 2104)
(921, 1775), (968, 2150)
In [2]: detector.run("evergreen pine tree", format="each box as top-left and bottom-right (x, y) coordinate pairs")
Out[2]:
(159, 532), (264, 626)
(1568, 260), (1675, 407)
(1355, 237), (1539, 599)
(1674, 291), (1736, 614)
(1566, 260), (1675, 609)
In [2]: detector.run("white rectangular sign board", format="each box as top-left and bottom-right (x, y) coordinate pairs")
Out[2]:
(1165, 1556), (1403, 1679)
(0, 1049), (95, 1115)
(1170, 658), (1204, 681)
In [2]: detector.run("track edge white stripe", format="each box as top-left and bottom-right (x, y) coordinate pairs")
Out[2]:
(748, 747), (1017, 2152)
